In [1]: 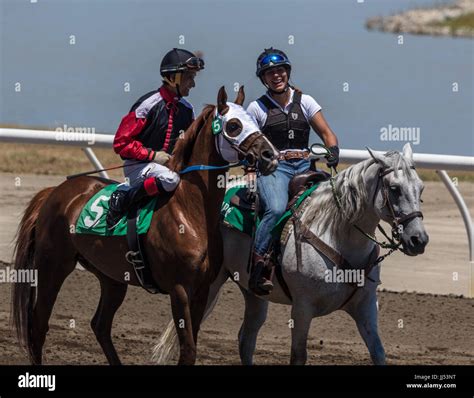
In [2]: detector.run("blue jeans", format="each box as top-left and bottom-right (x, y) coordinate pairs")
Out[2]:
(254, 159), (310, 255)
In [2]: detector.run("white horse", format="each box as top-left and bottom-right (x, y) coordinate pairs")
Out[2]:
(153, 143), (428, 365)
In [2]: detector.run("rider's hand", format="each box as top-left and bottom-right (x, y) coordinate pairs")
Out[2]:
(326, 145), (340, 168)
(153, 151), (171, 165)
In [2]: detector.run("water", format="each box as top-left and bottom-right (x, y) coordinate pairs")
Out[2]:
(1, 0), (473, 155)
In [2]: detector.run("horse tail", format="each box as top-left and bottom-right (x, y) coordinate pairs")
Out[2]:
(151, 284), (223, 364)
(11, 187), (54, 361)
(151, 319), (178, 364)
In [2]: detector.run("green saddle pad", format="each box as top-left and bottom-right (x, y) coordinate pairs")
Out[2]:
(75, 184), (156, 236)
(220, 182), (320, 239)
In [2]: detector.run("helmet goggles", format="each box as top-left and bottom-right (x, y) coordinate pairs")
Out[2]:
(260, 53), (287, 67)
(161, 57), (205, 74)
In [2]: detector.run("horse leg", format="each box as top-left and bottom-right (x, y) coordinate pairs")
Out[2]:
(345, 289), (386, 365)
(89, 270), (128, 365)
(203, 265), (230, 319)
(289, 302), (313, 365)
(170, 284), (196, 365)
(190, 285), (210, 351)
(237, 286), (269, 365)
(30, 252), (76, 364)
(150, 266), (229, 365)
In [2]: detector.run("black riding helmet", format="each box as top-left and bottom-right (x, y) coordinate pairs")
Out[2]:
(256, 48), (291, 93)
(160, 48), (204, 96)
(160, 48), (204, 75)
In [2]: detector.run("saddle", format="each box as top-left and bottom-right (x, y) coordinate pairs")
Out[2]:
(287, 170), (331, 209)
(229, 170), (331, 213)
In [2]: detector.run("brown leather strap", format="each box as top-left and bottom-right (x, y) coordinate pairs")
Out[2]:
(287, 208), (383, 308)
(337, 245), (381, 310)
(287, 189), (305, 210)
(239, 131), (262, 153)
(294, 217), (352, 269)
(274, 258), (293, 301)
(293, 216), (381, 284)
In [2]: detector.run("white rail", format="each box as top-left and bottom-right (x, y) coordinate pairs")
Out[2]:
(0, 128), (473, 262)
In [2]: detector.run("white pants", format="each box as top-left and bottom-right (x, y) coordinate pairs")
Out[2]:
(121, 160), (180, 192)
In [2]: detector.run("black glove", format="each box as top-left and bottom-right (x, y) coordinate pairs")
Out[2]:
(327, 145), (340, 168)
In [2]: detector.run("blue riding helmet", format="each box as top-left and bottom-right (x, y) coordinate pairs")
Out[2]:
(256, 48), (292, 78)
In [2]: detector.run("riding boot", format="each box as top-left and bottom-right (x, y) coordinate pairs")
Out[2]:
(106, 181), (149, 230)
(249, 250), (274, 295)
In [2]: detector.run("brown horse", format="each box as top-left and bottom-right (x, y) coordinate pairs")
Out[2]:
(11, 86), (278, 365)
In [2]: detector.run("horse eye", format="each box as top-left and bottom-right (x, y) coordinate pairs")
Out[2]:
(227, 122), (238, 131)
(225, 119), (242, 137)
(390, 185), (400, 193)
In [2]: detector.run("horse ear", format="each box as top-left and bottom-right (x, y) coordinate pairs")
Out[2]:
(402, 142), (413, 161)
(217, 86), (229, 115)
(366, 147), (389, 168)
(234, 85), (245, 106)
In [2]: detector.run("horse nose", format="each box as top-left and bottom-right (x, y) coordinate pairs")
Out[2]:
(261, 149), (275, 161)
(410, 231), (429, 249)
(410, 235), (421, 247)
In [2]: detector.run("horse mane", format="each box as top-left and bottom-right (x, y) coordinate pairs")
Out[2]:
(384, 150), (416, 178)
(301, 151), (415, 238)
(168, 104), (215, 173)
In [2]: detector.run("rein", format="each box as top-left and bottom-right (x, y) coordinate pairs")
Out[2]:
(66, 153), (249, 179)
(67, 105), (258, 179)
(179, 159), (247, 175)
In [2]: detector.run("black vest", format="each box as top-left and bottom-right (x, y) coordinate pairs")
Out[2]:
(130, 91), (194, 155)
(258, 91), (310, 151)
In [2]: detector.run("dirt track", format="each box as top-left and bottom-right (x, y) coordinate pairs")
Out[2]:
(0, 267), (473, 365)
(0, 172), (473, 365)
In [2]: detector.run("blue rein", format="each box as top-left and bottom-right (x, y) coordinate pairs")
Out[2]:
(179, 160), (248, 175)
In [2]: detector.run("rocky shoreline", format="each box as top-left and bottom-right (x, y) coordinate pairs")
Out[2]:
(366, 0), (474, 38)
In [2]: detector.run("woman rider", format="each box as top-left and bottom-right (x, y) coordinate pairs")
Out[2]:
(246, 48), (340, 295)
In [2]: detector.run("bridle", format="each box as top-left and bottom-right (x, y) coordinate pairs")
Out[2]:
(374, 166), (424, 237)
(232, 132), (264, 167)
(344, 163), (424, 258)
(211, 109), (265, 169)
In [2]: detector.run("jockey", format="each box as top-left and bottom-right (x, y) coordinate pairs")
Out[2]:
(107, 48), (204, 229)
(246, 48), (340, 295)
(106, 48), (204, 229)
